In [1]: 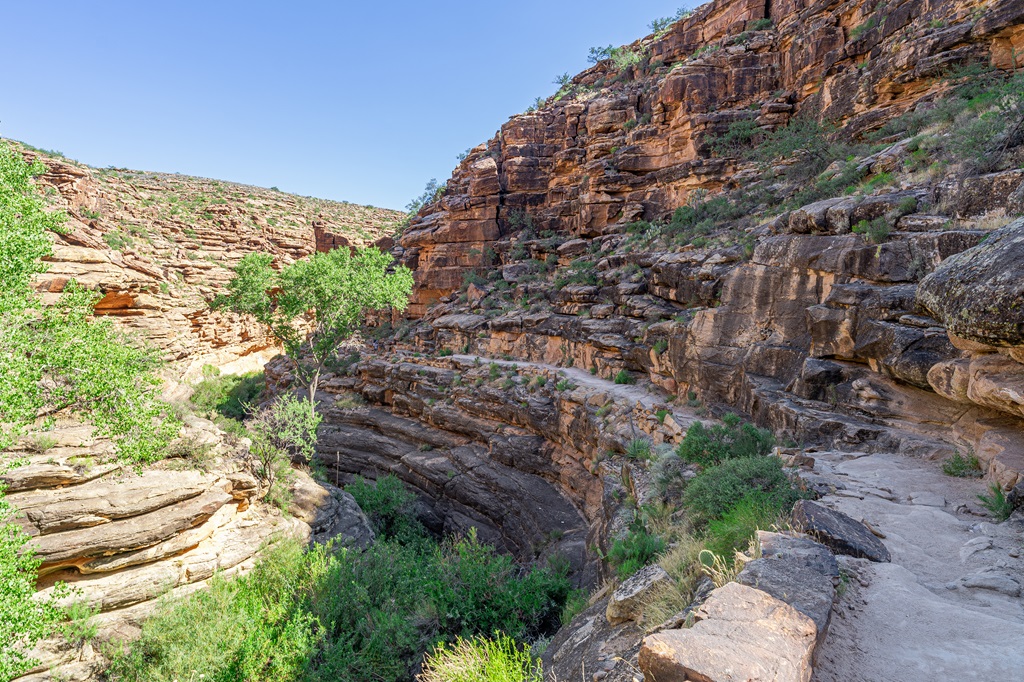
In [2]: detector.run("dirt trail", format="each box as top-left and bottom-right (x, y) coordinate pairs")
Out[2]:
(810, 451), (1024, 681)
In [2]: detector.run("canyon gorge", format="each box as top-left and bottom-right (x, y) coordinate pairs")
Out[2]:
(6, 0), (1024, 680)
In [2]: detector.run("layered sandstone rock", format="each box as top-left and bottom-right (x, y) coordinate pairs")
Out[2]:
(393, 0), (1024, 489)
(18, 145), (401, 380)
(7, 419), (373, 681)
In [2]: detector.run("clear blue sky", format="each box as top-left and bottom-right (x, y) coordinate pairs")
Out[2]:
(1, 1), (696, 210)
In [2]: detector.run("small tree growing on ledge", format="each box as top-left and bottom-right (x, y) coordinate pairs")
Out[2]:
(214, 246), (413, 415)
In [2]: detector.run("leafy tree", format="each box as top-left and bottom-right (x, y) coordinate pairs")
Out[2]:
(214, 246), (413, 414)
(0, 475), (69, 681)
(0, 141), (179, 677)
(0, 141), (177, 462)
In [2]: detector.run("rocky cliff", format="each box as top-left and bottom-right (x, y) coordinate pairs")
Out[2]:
(19, 143), (401, 381)
(388, 0), (1024, 489)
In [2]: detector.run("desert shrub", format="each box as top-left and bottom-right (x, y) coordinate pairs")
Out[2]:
(190, 367), (265, 420)
(560, 588), (590, 626)
(345, 474), (426, 543)
(702, 492), (783, 560)
(942, 450), (983, 478)
(625, 437), (653, 460)
(677, 417), (774, 467)
(25, 433), (58, 453)
(420, 634), (543, 682)
(607, 523), (666, 579)
(247, 394), (322, 508)
(977, 484), (1013, 522)
(614, 370), (635, 385)
(682, 456), (799, 527)
(852, 218), (891, 244)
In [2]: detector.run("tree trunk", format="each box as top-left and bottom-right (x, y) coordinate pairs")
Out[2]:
(308, 371), (319, 420)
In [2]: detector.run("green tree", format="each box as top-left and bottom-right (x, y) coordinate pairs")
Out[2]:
(0, 142), (177, 462)
(0, 141), (178, 677)
(214, 246), (413, 414)
(0, 475), (69, 681)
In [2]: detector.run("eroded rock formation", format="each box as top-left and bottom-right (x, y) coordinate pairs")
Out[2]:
(20, 146), (401, 380)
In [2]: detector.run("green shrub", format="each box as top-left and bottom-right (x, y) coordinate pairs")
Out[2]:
(247, 394), (321, 508)
(560, 588), (590, 626)
(607, 525), (666, 579)
(852, 217), (891, 244)
(345, 474), (425, 543)
(625, 437), (653, 460)
(109, 509), (569, 682)
(702, 492), (783, 561)
(420, 634), (543, 682)
(614, 370), (635, 385)
(653, 339), (669, 355)
(189, 368), (265, 420)
(943, 450), (983, 478)
(677, 418), (774, 467)
(682, 456), (799, 527)
(977, 484), (1013, 522)
(102, 230), (134, 251)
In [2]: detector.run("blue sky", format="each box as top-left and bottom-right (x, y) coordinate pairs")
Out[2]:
(2, 1), (695, 210)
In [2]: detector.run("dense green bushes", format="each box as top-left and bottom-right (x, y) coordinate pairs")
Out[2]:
(190, 366), (265, 421)
(682, 456), (800, 527)
(609, 414), (803, 590)
(108, 476), (568, 682)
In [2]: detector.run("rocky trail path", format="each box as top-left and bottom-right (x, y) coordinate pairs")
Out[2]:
(448, 353), (699, 421)
(810, 451), (1024, 681)
(427, 353), (1024, 679)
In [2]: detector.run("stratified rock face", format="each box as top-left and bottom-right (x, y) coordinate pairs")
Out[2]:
(4, 418), (373, 667)
(918, 217), (1024, 347)
(21, 147), (401, 379)
(400, 0), (1021, 316)
(388, 0), (1024, 489)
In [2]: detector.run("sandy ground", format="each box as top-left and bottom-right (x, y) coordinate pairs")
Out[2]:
(810, 451), (1024, 681)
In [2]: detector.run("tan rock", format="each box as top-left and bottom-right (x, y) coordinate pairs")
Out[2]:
(639, 582), (817, 682)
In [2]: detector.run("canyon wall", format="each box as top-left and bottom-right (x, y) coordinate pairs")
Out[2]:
(22, 147), (401, 381)
(384, 0), (1024, 493)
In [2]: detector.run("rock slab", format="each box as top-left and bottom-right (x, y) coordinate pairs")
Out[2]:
(791, 500), (891, 563)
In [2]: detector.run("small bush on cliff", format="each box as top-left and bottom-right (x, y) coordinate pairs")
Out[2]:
(420, 634), (543, 682)
(942, 449), (983, 478)
(977, 483), (1013, 522)
(607, 523), (667, 579)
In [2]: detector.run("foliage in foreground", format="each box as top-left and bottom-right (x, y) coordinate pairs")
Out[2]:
(0, 141), (177, 462)
(420, 634), (543, 682)
(108, 477), (570, 682)
(0, 476), (68, 681)
(1, 141), (176, 678)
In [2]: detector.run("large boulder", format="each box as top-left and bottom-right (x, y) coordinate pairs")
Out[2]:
(918, 217), (1024, 347)
(639, 582), (818, 682)
(791, 500), (891, 563)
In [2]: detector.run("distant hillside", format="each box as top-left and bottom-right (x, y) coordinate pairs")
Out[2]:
(12, 140), (404, 380)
